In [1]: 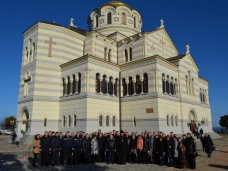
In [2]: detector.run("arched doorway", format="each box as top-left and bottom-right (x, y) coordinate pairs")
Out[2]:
(188, 111), (198, 133)
(21, 109), (29, 135)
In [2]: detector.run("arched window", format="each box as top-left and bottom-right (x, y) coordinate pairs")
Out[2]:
(166, 76), (170, 94)
(96, 73), (100, 93)
(167, 115), (170, 126)
(175, 115), (178, 126)
(63, 116), (66, 127)
(102, 75), (107, 94)
(72, 74), (76, 94)
(44, 118), (47, 127)
(129, 47), (132, 61)
(108, 49), (111, 61)
(32, 43), (36, 59)
(107, 12), (112, 24)
(136, 75), (141, 94)
(143, 73), (148, 93)
(112, 116), (116, 127)
(25, 47), (28, 64)
(162, 74), (166, 94)
(104, 47), (107, 60)
(29, 39), (32, 61)
(78, 73), (81, 93)
(171, 115), (174, 126)
(68, 115), (71, 127)
(121, 13), (126, 24)
(62, 78), (66, 96)
(99, 115), (103, 126)
(74, 115), (77, 127)
(186, 75), (188, 94)
(122, 78), (127, 96)
(106, 115), (110, 126)
(108, 77), (113, 95)
(67, 76), (70, 95)
(125, 49), (128, 62)
(134, 17), (136, 28)
(128, 77), (134, 95)
(95, 15), (99, 28)
(133, 117), (136, 127)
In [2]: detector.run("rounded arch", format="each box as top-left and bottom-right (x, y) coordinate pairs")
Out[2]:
(189, 109), (198, 123)
(20, 107), (30, 134)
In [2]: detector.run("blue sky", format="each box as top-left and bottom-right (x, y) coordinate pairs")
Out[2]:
(0, 0), (227, 127)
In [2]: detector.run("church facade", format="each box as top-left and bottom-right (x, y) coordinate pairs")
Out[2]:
(16, 1), (213, 137)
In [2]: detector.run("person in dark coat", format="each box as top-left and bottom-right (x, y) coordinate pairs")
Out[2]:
(59, 132), (64, 165)
(83, 133), (91, 164)
(125, 132), (131, 163)
(40, 131), (51, 166)
(106, 134), (116, 164)
(97, 132), (104, 162)
(143, 134), (150, 164)
(62, 132), (73, 165)
(72, 132), (83, 164)
(11, 131), (17, 145)
(186, 133), (197, 169)
(156, 136), (165, 166)
(50, 132), (61, 166)
(130, 133), (137, 163)
(165, 136), (174, 166)
(116, 131), (128, 164)
(203, 133), (214, 157)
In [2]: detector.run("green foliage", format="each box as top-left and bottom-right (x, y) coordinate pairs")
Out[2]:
(219, 115), (228, 129)
(4, 116), (16, 127)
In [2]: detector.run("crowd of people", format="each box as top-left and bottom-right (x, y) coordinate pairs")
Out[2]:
(32, 129), (214, 169)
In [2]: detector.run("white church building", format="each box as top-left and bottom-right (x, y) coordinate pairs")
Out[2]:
(16, 1), (213, 137)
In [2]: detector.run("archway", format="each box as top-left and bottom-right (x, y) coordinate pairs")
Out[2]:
(21, 109), (29, 134)
(188, 111), (198, 133)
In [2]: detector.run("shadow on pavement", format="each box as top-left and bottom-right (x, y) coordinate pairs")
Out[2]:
(208, 164), (228, 170)
(0, 152), (110, 171)
(0, 152), (32, 171)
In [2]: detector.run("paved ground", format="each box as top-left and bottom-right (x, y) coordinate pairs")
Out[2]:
(0, 135), (227, 171)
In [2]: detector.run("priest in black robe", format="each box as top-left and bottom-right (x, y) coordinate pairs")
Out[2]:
(116, 130), (128, 164)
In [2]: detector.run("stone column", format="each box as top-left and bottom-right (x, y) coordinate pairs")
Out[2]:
(126, 79), (129, 96)
(154, 70), (158, 93)
(64, 78), (68, 96)
(106, 76), (109, 95)
(99, 76), (102, 94)
(75, 76), (79, 95)
(86, 69), (90, 93)
(175, 82), (178, 96)
(116, 80), (119, 97)
(112, 79), (115, 96)
(140, 75), (144, 94)
(121, 79), (124, 97)
(69, 77), (73, 95)
(133, 77), (136, 95)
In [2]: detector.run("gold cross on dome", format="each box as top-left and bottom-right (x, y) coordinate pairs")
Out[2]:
(44, 37), (56, 57)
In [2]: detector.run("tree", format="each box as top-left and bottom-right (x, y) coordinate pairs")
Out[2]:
(219, 115), (228, 131)
(4, 116), (16, 130)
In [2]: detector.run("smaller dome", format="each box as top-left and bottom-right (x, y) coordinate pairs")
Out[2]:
(99, 1), (133, 10)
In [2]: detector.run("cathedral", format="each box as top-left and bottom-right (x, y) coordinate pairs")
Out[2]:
(16, 1), (213, 138)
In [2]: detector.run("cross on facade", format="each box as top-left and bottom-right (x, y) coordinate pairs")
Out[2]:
(160, 36), (166, 56)
(45, 37), (56, 57)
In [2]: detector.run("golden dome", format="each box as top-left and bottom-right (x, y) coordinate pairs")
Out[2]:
(99, 1), (133, 10)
